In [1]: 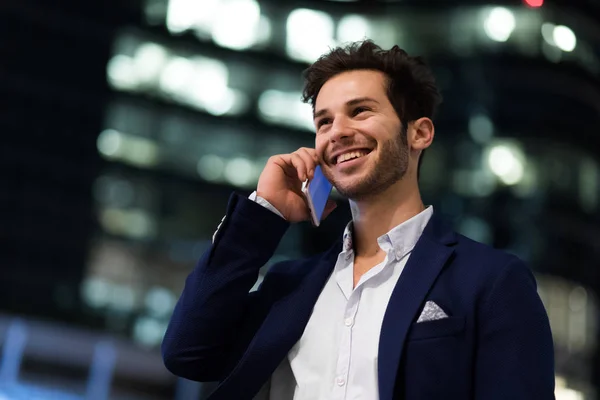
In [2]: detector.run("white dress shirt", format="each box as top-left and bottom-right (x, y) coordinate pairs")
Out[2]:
(247, 192), (433, 400)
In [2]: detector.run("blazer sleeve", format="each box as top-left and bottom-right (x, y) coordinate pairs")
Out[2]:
(474, 257), (555, 399)
(161, 193), (290, 382)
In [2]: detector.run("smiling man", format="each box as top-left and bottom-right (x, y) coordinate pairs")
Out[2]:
(162, 41), (555, 400)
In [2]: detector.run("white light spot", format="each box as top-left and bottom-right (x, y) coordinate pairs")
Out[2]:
(212, 0), (263, 50)
(82, 278), (111, 308)
(159, 56), (195, 95)
(554, 383), (585, 400)
(553, 25), (577, 52)
(198, 154), (225, 181)
(203, 88), (238, 116)
(107, 55), (138, 90)
(487, 144), (525, 185)
(286, 9), (335, 63)
(258, 90), (314, 131)
(123, 136), (160, 168)
(186, 57), (230, 109)
(166, 0), (219, 34)
(132, 42), (169, 84)
(100, 208), (157, 239)
(224, 157), (255, 187)
(256, 16), (273, 45)
(133, 317), (166, 347)
(97, 129), (122, 158)
(127, 211), (156, 238)
(337, 15), (371, 43)
(483, 7), (516, 42)
(144, 287), (176, 318)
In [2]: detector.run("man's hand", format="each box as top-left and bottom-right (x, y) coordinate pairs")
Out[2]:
(256, 147), (337, 223)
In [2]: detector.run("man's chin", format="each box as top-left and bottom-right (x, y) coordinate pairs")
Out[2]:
(335, 175), (403, 201)
(333, 181), (373, 200)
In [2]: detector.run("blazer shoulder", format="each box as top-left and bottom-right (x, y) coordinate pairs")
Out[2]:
(455, 233), (521, 264)
(425, 214), (519, 271)
(451, 232), (531, 286)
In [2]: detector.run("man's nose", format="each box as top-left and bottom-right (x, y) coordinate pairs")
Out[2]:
(329, 116), (355, 143)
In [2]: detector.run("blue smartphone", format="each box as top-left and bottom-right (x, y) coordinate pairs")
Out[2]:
(301, 165), (334, 227)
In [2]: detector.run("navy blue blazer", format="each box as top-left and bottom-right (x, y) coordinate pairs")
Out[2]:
(162, 193), (555, 399)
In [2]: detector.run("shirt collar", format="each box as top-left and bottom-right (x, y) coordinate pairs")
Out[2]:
(341, 206), (434, 260)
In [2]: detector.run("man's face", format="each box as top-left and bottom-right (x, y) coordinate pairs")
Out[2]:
(314, 69), (409, 200)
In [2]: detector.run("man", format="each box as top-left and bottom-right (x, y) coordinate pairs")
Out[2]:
(162, 41), (555, 399)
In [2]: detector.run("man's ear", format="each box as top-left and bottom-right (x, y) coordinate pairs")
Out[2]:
(409, 117), (435, 151)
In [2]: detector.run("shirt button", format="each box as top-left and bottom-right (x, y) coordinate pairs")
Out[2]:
(344, 317), (353, 327)
(336, 377), (346, 386)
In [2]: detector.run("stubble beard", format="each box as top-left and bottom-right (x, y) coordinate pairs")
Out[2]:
(324, 131), (410, 201)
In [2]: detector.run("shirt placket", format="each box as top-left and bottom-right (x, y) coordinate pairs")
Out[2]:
(331, 286), (361, 400)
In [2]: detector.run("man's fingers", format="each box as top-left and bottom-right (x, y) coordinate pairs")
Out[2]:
(294, 148), (318, 180)
(290, 153), (309, 182)
(291, 149), (318, 181)
(296, 147), (318, 160)
(271, 148), (319, 183)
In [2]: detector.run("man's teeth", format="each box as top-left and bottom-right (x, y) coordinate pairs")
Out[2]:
(337, 151), (368, 164)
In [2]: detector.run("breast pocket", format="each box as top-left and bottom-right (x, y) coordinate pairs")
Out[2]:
(401, 316), (469, 399)
(406, 316), (465, 341)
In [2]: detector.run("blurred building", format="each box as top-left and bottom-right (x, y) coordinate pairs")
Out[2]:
(0, 0), (599, 399)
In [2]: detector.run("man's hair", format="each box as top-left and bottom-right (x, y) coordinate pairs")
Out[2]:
(301, 40), (443, 177)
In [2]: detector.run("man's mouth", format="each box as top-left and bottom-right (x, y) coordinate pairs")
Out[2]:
(334, 149), (372, 165)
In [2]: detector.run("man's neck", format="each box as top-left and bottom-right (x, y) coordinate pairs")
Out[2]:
(349, 180), (425, 258)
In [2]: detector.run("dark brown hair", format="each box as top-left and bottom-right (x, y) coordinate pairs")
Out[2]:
(301, 40), (442, 176)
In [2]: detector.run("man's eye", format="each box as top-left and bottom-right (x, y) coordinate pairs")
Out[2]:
(317, 118), (331, 128)
(353, 107), (369, 116)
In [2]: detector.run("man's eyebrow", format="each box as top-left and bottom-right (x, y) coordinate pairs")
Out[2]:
(313, 97), (379, 120)
(347, 96), (379, 107)
(313, 108), (328, 120)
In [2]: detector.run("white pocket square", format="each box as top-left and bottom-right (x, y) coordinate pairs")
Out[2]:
(417, 301), (449, 323)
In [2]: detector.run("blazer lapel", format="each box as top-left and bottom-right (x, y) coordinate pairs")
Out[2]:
(210, 242), (341, 399)
(377, 215), (457, 400)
